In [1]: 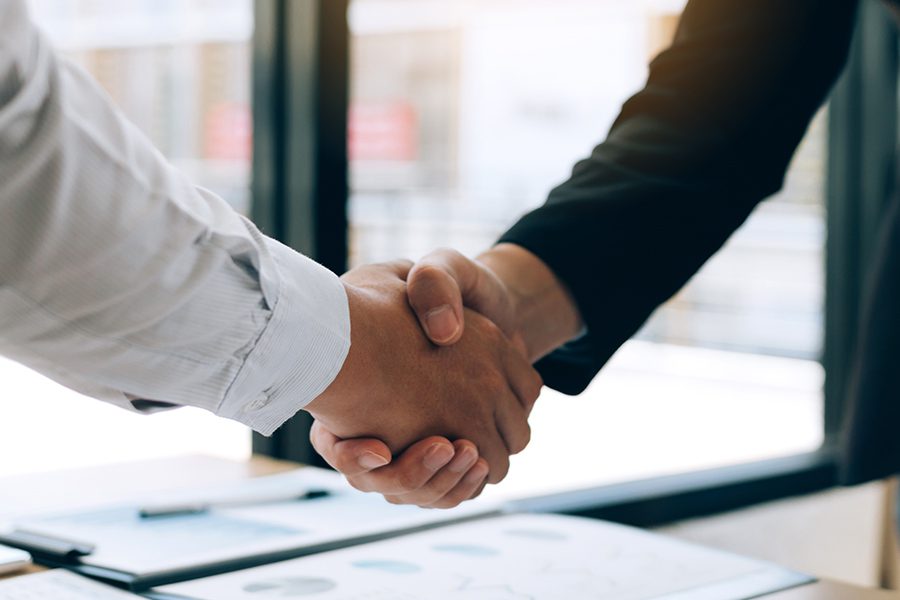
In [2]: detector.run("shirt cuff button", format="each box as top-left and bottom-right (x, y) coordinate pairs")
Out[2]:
(243, 394), (271, 413)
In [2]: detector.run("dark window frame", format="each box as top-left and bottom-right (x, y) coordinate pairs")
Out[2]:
(251, 0), (898, 525)
(251, 0), (348, 466)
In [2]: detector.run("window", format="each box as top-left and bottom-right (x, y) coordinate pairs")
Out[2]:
(346, 0), (827, 501)
(0, 0), (254, 477)
(6, 0), (891, 523)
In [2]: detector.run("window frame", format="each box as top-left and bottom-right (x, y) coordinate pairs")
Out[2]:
(252, 0), (899, 524)
(250, 0), (349, 467)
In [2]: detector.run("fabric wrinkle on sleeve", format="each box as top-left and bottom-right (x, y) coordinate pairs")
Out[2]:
(0, 0), (350, 435)
(217, 238), (350, 436)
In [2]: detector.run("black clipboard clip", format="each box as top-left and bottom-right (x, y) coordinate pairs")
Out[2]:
(0, 529), (95, 564)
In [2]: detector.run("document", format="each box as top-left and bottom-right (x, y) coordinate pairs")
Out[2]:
(0, 570), (143, 599)
(154, 513), (813, 600)
(10, 467), (498, 590)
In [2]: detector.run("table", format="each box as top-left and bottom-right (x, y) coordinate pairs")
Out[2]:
(768, 581), (899, 598)
(0, 455), (896, 598)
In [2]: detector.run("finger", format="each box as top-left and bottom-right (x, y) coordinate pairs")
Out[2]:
(504, 345), (544, 416)
(475, 426), (512, 486)
(407, 249), (469, 345)
(495, 395), (532, 457)
(427, 456), (490, 509)
(468, 466), (490, 500)
(347, 437), (456, 495)
(385, 440), (479, 507)
(310, 421), (391, 477)
(408, 249), (515, 345)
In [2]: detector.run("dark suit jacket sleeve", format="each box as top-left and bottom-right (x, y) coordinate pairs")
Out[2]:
(498, 0), (858, 394)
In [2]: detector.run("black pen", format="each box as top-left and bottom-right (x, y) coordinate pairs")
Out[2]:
(138, 488), (331, 519)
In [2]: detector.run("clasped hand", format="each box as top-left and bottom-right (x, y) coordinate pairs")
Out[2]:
(305, 255), (541, 508)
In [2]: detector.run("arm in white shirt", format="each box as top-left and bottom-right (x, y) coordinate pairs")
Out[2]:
(0, 0), (350, 435)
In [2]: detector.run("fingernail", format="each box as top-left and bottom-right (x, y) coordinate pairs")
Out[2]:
(358, 451), (389, 470)
(424, 305), (460, 343)
(424, 443), (455, 470)
(448, 446), (478, 473)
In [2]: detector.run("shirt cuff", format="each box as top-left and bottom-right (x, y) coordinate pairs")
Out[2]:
(217, 238), (351, 436)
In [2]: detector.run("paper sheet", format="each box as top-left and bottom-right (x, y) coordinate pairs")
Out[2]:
(0, 570), (143, 599)
(12, 467), (497, 580)
(155, 513), (812, 600)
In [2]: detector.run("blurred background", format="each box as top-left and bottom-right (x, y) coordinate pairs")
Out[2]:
(3, 0), (825, 501)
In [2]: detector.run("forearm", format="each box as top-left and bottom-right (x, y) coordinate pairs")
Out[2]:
(476, 244), (583, 362)
(0, 0), (350, 433)
(497, 0), (857, 393)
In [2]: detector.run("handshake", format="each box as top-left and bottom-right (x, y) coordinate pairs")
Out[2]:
(305, 244), (583, 509)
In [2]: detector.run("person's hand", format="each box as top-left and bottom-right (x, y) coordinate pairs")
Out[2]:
(305, 260), (542, 485)
(311, 245), (584, 508)
(310, 423), (491, 508)
(407, 248), (523, 350)
(406, 244), (583, 361)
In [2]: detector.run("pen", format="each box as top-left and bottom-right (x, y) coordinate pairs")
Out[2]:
(138, 488), (331, 519)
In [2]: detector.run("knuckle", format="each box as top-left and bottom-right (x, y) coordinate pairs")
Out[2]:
(308, 425), (330, 455)
(471, 429), (494, 455)
(410, 264), (452, 293)
(530, 378), (544, 401)
(478, 316), (503, 341)
(511, 425), (531, 455)
(431, 246), (462, 261)
(412, 262), (444, 278)
(466, 310), (500, 342)
(381, 258), (413, 273)
(455, 439), (478, 455)
(526, 371), (544, 401)
(330, 452), (358, 474)
(489, 459), (510, 484)
(344, 476), (372, 494)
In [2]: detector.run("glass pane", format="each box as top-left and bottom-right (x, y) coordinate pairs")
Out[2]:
(348, 0), (825, 500)
(0, 0), (254, 477)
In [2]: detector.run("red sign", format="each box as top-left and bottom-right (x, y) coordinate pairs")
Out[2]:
(205, 102), (251, 162)
(349, 102), (417, 161)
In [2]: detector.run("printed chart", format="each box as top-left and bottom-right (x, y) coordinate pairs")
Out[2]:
(156, 513), (812, 600)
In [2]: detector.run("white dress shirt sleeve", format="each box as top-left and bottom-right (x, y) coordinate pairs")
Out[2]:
(0, 0), (351, 435)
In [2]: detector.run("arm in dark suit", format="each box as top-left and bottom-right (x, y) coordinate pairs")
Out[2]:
(499, 0), (859, 394)
(306, 0), (864, 508)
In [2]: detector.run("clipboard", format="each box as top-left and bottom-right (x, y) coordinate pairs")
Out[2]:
(1, 467), (499, 592)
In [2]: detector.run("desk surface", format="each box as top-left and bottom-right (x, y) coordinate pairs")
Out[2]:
(0, 455), (896, 598)
(768, 581), (899, 598)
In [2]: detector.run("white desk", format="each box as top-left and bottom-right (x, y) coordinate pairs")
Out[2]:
(0, 456), (895, 598)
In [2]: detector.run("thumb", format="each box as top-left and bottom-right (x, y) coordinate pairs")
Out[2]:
(310, 420), (392, 476)
(407, 250), (466, 345)
(407, 248), (515, 346)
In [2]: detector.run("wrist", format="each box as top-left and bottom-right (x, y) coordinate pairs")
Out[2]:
(305, 281), (368, 423)
(476, 243), (582, 361)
